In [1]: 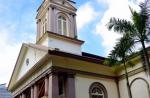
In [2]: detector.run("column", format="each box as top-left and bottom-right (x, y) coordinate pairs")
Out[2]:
(31, 86), (34, 98)
(73, 15), (77, 39)
(45, 76), (49, 97)
(36, 19), (41, 41)
(34, 84), (38, 98)
(50, 7), (55, 32)
(20, 94), (22, 98)
(22, 93), (25, 98)
(48, 73), (59, 98)
(70, 14), (74, 38)
(47, 7), (51, 31)
(36, 21), (39, 41)
(66, 74), (76, 98)
(52, 7), (57, 33)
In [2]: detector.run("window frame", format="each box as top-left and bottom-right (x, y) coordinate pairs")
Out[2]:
(89, 82), (108, 98)
(58, 15), (69, 36)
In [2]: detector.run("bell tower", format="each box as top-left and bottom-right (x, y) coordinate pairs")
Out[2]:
(36, 0), (84, 55)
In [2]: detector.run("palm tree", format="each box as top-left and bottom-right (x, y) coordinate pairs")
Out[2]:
(107, 0), (150, 74)
(105, 34), (135, 98)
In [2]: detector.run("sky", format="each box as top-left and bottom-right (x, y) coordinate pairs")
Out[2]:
(0, 0), (144, 84)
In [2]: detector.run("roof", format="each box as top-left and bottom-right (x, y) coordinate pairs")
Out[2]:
(0, 84), (12, 98)
(49, 50), (106, 64)
(21, 43), (106, 66)
(8, 43), (108, 91)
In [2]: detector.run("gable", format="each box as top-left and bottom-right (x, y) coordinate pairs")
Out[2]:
(8, 44), (48, 90)
(16, 46), (47, 80)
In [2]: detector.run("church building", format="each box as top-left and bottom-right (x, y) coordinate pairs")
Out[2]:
(8, 0), (150, 98)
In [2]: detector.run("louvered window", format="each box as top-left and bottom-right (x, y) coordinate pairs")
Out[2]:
(58, 16), (68, 36)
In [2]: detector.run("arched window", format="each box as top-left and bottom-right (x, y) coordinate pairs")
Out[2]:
(58, 16), (68, 36)
(89, 82), (108, 98)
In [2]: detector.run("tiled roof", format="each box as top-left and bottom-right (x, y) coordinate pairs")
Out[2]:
(0, 84), (12, 98)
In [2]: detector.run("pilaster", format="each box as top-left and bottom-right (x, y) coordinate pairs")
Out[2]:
(47, 7), (51, 32)
(22, 93), (25, 98)
(34, 84), (38, 98)
(45, 76), (49, 97)
(31, 86), (34, 98)
(73, 15), (77, 38)
(20, 94), (22, 98)
(48, 73), (59, 98)
(66, 74), (76, 98)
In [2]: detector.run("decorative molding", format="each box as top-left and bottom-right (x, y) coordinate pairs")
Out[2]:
(89, 82), (108, 98)
(13, 68), (51, 97)
(118, 67), (145, 80)
(36, 31), (84, 45)
(51, 66), (116, 79)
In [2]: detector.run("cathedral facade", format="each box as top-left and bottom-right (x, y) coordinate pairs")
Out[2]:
(8, 0), (150, 98)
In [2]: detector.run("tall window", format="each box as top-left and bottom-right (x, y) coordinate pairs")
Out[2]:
(58, 16), (68, 36)
(89, 82), (107, 98)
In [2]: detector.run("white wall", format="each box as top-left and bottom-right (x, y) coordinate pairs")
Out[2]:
(40, 35), (82, 55)
(119, 62), (143, 75)
(75, 74), (119, 98)
(40, 36), (49, 46)
(119, 71), (150, 98)
(48, 37), (82, 55)
(17, 47), (46, 80)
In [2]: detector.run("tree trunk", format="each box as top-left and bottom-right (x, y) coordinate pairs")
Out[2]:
(123, 59), (132, 98)
(141, 40), (150, 75)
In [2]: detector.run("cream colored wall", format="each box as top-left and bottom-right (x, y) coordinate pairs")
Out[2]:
(119, 62), (143, 75)
(75, 74), (119, 98)
(17, 47), (46, 80)
(119, 71), (150, 98)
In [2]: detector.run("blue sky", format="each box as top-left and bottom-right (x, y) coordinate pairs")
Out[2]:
(0, 0), (142, 84)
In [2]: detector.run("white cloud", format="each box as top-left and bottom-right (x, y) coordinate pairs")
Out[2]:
(95, 0), (143, 56)
(0, 28), (21, 84)
(76, 2), (99, 30)
(0, 1), (36, 84)
(0, 25), (35, 84)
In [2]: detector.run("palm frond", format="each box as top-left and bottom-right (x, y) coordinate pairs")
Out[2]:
(140, 0), (150, 16)
(126, 61), (136, 68)
(106, 0), (150, 75)
(112, 65), (124, 74)
(107, 17), (135, 34)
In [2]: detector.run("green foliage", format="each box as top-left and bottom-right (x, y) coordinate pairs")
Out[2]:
(105, 1), (150, 98)
(107, 18), (135, 34)
(107, 4), (150, 43)
(106, 0), (150, 73)
(105, 34), (135, 73)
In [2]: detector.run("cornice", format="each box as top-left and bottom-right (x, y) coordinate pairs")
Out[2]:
(36, 31), (84, 45)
